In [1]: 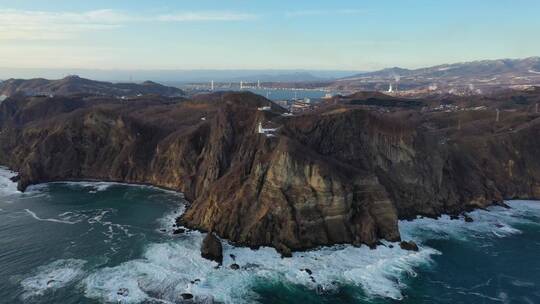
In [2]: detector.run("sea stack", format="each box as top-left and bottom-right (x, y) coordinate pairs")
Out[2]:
(201, 232), (223, 264)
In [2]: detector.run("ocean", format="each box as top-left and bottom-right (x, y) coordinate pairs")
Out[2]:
(0, 167), (539, 304)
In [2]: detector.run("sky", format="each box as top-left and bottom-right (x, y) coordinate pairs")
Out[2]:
(1, 0), (540, 72)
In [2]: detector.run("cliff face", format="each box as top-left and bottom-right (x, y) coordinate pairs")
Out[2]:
(1, 92), (539, 254)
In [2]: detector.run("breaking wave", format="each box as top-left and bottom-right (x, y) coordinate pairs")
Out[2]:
(14, 174), (539, 304)
(0, 167), (20, 198)
(79, 201), (540, 303)
(82, 234), (437, 303)
(400, 201), (540, 243)
(20, 259), (87, 299)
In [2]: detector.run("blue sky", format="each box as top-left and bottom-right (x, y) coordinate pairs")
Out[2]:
(1, 0), (539, 71)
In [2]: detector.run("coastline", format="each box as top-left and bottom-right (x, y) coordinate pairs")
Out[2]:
(5, 166), (538, 257)
(4, 176), (539, 303)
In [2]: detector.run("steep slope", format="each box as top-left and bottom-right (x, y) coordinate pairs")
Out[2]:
(0, 91), (539, 255)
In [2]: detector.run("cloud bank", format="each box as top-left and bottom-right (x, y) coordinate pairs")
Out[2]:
(0, 9), (257, 40)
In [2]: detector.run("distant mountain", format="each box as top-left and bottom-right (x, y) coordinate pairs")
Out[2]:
(228, 72), (324, 83)
(0, 75), (185, 97)
(347, 57), (540, 79)
(0, 69), (362, 83)
(336, 57), (540, 94)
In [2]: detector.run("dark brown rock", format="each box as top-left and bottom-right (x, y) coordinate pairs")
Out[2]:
(173, 228), (186, 234)
(276, 243), (292, 258)
(400, 241), (419, 251)
(180, 293), (194, 302)
(201, 233), (223, 264)
(494, 201), (511, 209)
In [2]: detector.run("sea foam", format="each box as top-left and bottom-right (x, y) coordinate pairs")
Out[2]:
(82, 231), (437, 303)
(17, 178), (539, 304)
(0, 167), (20, 197)
(82, 201), (540, 303)
(20, 259), (87, 299)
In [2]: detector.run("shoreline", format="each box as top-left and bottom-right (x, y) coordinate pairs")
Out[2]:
(3, 167), (539, 256)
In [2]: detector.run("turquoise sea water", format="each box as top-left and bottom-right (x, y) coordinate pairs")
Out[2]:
(0, 167), (539, 304)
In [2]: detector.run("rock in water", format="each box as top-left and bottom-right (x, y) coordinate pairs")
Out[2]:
(400, 241), (419, 251)
(230, 263), (240, 270)
(201, 233), (223, 264)
(173, 228), (186, 234)
(464, 214), (474, 222)
(180, 293), (194, 303)
(276, 243), (292, 258)
(302, 268), (313, 275)
(117, 288), (129, 297)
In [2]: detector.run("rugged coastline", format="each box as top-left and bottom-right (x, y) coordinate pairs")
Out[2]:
(1, 89), (539, 255)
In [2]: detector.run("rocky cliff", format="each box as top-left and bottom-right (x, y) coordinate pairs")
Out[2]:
(1, 91), (539, 254)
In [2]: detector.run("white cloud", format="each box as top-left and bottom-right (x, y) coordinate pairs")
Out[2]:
(0, 9), (133, 40)
(157, 11), (257, 22)
(286, 9), (366, 17)
(0, 9), (256, 41)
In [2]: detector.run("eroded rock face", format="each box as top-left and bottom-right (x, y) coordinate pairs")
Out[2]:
(1, 91), (539, 254)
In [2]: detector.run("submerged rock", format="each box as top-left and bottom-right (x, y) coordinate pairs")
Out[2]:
(117, 288), (129, 297)
(302, 268), (313, 275)
(495, 201), (511, 209)
(464, 214), (474, 222)
(201, 233), (223, 264)
(230, 263), (240, 270)
(179, 293), (194, 303)
(400, 241), (419, 251)
(173, 228), (186, 234)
